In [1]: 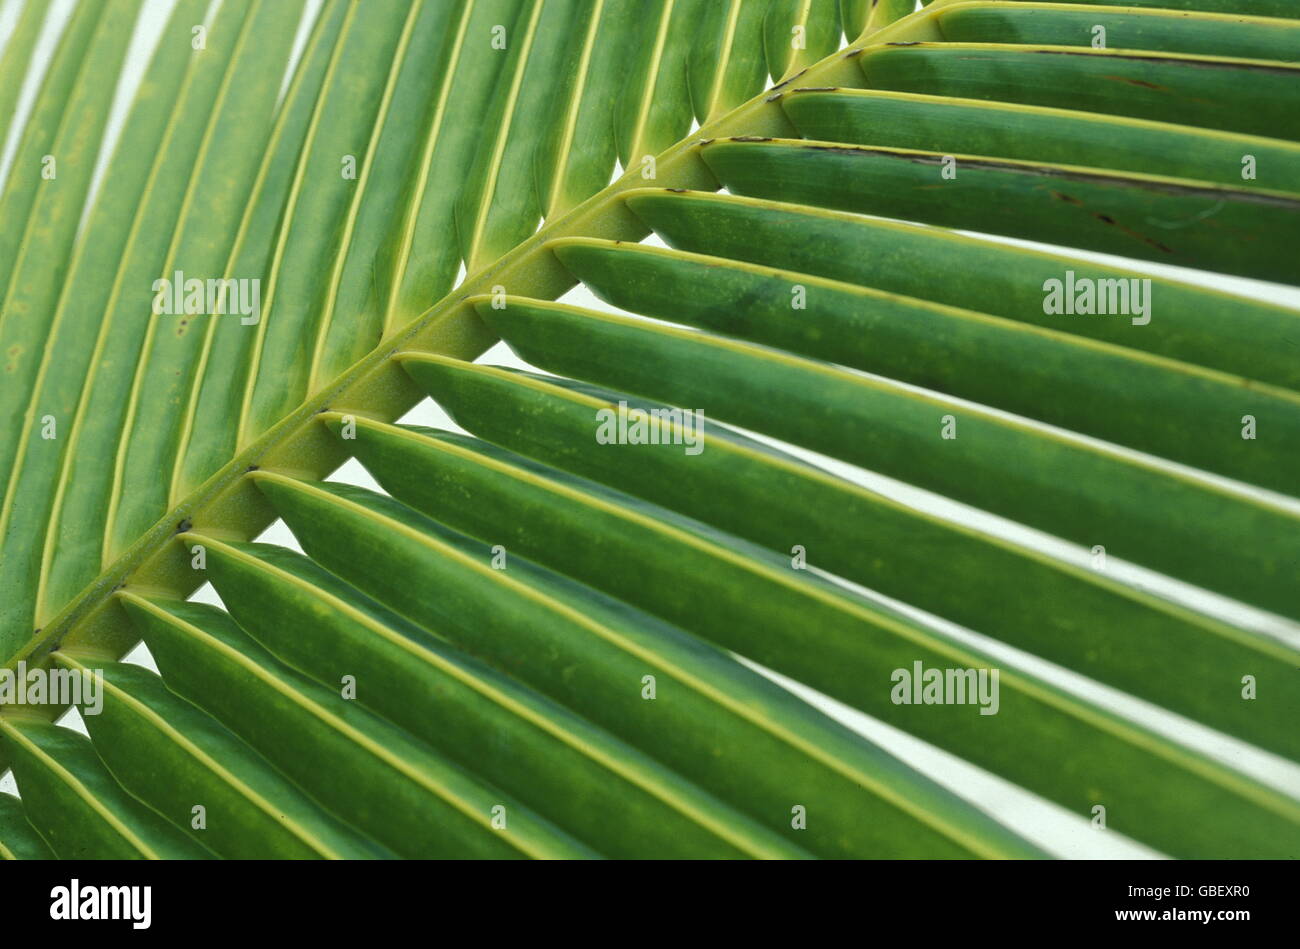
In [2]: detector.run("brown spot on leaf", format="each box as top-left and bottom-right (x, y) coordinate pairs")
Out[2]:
(768, 67), (810, 95)
(1106, 76), (1165, 91)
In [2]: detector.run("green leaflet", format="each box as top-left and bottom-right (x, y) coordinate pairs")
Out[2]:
(536, 0), (644, 219)
(0, 0), (140, 504)
(698, 137), (1300, 283)
(687, 0), (770, 125)
(313, 0), (468, 382)
(935, 4), (1300, 61)
(615, 0), (709, 172)
(0, 791), (54, 860)
(251, 469), (1043, 858)
(552, 237), (1300, 500)
(118, 593), (595, 859)
(189, 533), (805, 859)
(238, 0), (419, 444)
(0, 0), (213, 652)
(53, 654), (386, 859)
(0, 717), (212, 859)
(994, 0), (1296, 13)
(0, 0), (109, 310)
(622, 189), (1300, 392)
(778, 88), (1300, 192)
(854, 43), (1300, 141)
(104, 0), (311, 571)
(765, 0), (843, 82)
(842, 0), (918, 41)
(470, 296), (1300, 759)
(397, 354), (1278, 657)
(379, 0), (527, 330)
(33, 0), (264, 625)
(171, 0), (350, 500)
(0, 0), (48, 154)
(456, 0), (589, 274)
(325, 398), (1300, 858)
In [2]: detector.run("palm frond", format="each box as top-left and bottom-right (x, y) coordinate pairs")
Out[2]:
(1, 0), (1297, 859)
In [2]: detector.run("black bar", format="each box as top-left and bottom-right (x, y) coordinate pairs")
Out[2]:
(0, 859), (1282, 935)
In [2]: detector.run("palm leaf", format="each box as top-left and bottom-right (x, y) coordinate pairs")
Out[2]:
(0, 0), (1296, 860)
